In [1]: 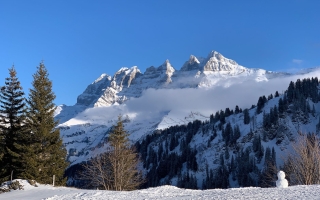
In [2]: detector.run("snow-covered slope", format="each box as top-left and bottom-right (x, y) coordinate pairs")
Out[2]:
(1, 179), (320, 200)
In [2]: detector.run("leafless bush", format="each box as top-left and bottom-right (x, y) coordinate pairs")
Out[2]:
(283, 132), (320, 185)
(78, 116), (144, 191)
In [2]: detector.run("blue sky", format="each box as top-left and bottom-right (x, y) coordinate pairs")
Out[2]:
(0, 0), (319, 106)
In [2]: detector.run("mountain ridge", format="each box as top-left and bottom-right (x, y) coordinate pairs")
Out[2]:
(54, 50), (320, 179)
(68, 50), (288, 110)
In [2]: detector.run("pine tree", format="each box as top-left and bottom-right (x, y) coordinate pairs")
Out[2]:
(23, 63), (68, 185)
(287, 81), (295, 103)
(256, 96), (265, 114)
(225, 147), (230, 160)
(243, 108), (250, 124)
(234, 105), (240, 114)
(0, 66), (27, 182)
(233, 125), (241, 144)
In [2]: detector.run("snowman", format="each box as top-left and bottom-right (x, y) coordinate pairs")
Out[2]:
(276, 171), (288, 188)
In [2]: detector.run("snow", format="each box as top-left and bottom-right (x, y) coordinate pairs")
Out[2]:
(93, 73), (109, 84)
(1, 180), (320, 200)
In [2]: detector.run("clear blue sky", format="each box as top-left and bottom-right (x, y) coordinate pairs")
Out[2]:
(0, 0), (319, 106)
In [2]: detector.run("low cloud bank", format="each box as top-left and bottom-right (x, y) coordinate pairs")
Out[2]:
(126, 69), (320, 116)
(70, 69), (320, 124)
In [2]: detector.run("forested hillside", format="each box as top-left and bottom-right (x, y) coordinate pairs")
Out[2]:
(135, 77), (320, 189)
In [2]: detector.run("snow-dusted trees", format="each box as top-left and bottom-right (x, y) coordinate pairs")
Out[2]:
(0, 66), (27, 182)
(283, 132), (320, 185)
(81, 116), (143, 190)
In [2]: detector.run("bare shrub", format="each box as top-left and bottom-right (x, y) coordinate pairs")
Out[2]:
(79, 116), (144, 190)
(283, 132), (320, 185)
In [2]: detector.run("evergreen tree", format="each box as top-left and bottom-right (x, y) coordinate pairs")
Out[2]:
(219, 110), (226, 124)
(225, 108), (231, 117)
(243, 109), (250, 124)
(268, 94), (273, 100)
(225, 147), (230, 160)
(169, 133), (176, 151)
(253, 135), (264, 163)
(260, 146), (277, 187)
(287, 81), (295, 103)
(232, 125), (241, 145)
(312, 104), (316, 117)
(235, 105), (240, 114)
(209, 114), (214, 123)
(23, 63), (68, 185)
(256, 96), (267, 114)
(0, 66), (27, 182)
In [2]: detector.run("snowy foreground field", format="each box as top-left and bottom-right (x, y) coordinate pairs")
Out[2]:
(1, 180), (320, 200)
(0, 181), (320, 200)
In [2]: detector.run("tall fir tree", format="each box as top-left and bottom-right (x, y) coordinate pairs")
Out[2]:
(23, 62), (68, 185)
(0, 66), (27, 182)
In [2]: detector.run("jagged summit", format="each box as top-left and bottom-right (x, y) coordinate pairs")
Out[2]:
(189, 55), (200, 64)
(181, 55), (201, 71)
(69, 50), (281, 109)
(158, 59), (174, 71)
(203, 50), (240, 72)
(93, 73), (110, 84)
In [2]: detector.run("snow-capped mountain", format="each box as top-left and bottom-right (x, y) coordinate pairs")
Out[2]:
(70, 51), (285, 110)
(55, 50), (320, 172)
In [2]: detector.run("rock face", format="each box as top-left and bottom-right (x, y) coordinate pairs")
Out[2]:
(181, 55), (201, 71)
(76, 73), (112, 106)
(203, 51), (239, 72)
(276, 171), (289, 188)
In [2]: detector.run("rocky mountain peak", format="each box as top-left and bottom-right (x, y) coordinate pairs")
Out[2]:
(76, 73), (112, 106)
(93, 73), (110, 84)
(158, 59), (174, 71)
(203, 50), (240, 72)
(156, 60), (175, 84)
(181, 55), (201, 71)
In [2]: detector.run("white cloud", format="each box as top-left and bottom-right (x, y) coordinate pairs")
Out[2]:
(68, 68), (320, 128)
(125, 69), (320, 117)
